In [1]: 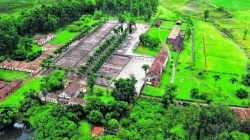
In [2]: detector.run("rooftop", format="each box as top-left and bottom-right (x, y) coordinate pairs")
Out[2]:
(168, 25), (181, 40)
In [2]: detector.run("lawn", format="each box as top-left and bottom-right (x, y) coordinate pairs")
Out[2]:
(49, 29), (78, 45)
(0, 69), (30, 82)
(0, 77), (42, 107)
(84, 85), (115, 103)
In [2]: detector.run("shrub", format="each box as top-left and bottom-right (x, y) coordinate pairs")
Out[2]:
(236, 88), (249, 99)
(67, 25), (80, 32)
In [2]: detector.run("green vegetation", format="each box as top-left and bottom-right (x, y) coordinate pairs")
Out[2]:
(40, 70), (65, 92)
(0, 77), (41, 107)
(77, 121), (91, 140)
(84, 85), (114, 103)
(139, 0), (249, 106)
(0, 69), (30, 82)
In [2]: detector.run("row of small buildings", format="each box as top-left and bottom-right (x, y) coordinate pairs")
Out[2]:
(38, 81), (87, 106)
(0, 80), (22, 101)
(0, 51), (53, 74)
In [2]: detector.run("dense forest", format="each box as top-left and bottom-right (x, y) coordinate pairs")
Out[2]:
(0, 0), (95, 59)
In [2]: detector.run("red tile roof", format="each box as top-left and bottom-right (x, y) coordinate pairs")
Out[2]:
(69, 97), (85, 105)
(149, 47), (167, 76)
(46, 93), (58, 99)
(232, 108), (250, 120)
(64, 81), (81, 97)
(91, 126), (104, 136)
(0, 81), (6, 89)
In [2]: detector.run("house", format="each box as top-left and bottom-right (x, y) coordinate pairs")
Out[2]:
(91, 126), (104, 136)
(146, 47), (167, 87)
(231, 107), (250, 121)
(33, 33), (55, 46)
(155, 19), (163, 27)
(176, 19), (183, 25)
(68, 97), (85, 106)
(59, 81), (82, 99)
(0, 80), (22, 101)
(0, 81), (6, 89)
(45, 93), (58, 103)
(42, 44), (59, 51)
(167, 25), (184, 51)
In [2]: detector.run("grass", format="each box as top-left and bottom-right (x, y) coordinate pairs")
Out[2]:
(77, 121), (91, 140)
(49, 29), (78, 45)
(0, 77), (42, 107)
(209, 0), (250, 10)
(140, 0), (249, 106)
(84, 85), (115, 103)
(0, 69), (30, 82)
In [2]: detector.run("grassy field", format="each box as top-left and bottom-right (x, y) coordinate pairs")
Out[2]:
(139, 0), (249, 106)
(50, 29), (78, 45)
(0, 0), (60, 14)
(0, 77), (42, 107)
(49, 16), (98, 45)
(84, 85), (114, 103)
(0, 69), (30, 82)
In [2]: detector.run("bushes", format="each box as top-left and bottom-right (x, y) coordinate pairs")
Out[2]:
(139, 33), (160, 49)
(67, 25), (80, 32)
(190, 88), (208, 100)
(236, 88), (249, 99)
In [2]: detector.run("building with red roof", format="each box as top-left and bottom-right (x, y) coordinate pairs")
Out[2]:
(91, 126), (104, 136)
(0, 81), (6, 89)
(146, 47), (168, 87)
(0, 80), (22, 101)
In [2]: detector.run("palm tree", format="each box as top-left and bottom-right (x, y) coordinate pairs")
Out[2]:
(230, 77), (238, 84)
(213, 75), (221, 86)
(142, 64), (150, 76)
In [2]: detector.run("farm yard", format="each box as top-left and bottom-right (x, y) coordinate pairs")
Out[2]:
(56, 20), (118, 69)
(0, 0), (249, 139)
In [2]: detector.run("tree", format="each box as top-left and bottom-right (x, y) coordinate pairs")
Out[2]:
(243, 28), (248, 40)
(191, 88), (199, 99)
(142, 64), (150, 76)
(213, 75), (221, 86)
(87, 73), (96, 93)
(236, 88), (249, 99)
(163, 84), (177, 107)
(112, 77), (137, 103)
(204, 10), (209, 22)
(20, 89), (41, 112)
(40, 70), (65, 92)
(107, 119), (119, 133)
(0, 105), (17, 127)
(241, 74), (250, 87)
(230, 77), (238, 84)
(87, 110), (104, 125)
(198, 105), (240, 138)
(217, 131), (249, 140)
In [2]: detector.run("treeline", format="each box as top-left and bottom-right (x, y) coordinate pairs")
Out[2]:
(96, 0), (159, 19)
(0, 0), (95, 58)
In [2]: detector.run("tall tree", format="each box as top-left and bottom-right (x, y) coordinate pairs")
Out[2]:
(204, 10), (209, 22)
(142, 64), (150, 76)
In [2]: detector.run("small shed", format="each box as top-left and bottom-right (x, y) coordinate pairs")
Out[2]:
(155, 19), (163, 27)
(176, 19), (183, 25)
(91, 126), (104, 136)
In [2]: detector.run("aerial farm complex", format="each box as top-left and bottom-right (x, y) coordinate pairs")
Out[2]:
(0, 0), (249, 139)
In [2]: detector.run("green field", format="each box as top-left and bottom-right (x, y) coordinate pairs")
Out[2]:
(0, 77), (42, 107)
(84, 85), (114, 103)
(0, 69), (30, 82)
(139, 0), (249, 106)
(0, 0), (60, 15)
(50, 29), (78, 45)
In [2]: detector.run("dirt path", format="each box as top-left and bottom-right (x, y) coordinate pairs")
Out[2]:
(165, 45), (176, 83)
